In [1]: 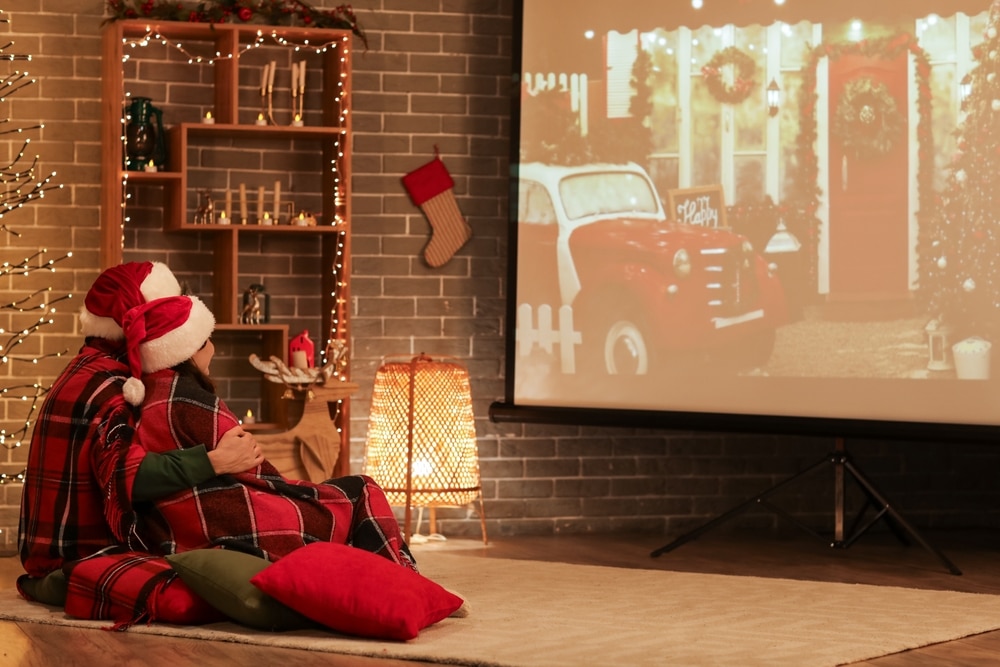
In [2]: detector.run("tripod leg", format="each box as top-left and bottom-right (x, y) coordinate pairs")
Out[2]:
(651, 453), (831, 557)
(843, 457), (962, 575)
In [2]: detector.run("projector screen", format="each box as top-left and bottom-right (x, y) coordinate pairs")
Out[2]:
(491, 0), (1000, 442)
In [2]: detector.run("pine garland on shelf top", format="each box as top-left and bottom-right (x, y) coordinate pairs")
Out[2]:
(104, 0), (366, 47)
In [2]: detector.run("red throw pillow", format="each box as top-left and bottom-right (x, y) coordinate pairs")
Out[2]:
(149, 575), (228, 625)
(250, 542), (463, 640)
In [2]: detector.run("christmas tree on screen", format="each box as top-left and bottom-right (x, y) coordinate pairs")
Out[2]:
(928, 0), (1000, 343)
(0, 10), (68, 493)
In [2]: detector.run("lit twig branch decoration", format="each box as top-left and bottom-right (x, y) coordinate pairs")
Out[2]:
(0, 71), (36, 100)
(0, 10), (69, 487)
(0, 383), (48, 451)
(0, 248), (72, 277)
(0, 317), (68, 362)
(0, 138), (62, 219)
(0, 287), (72, 312)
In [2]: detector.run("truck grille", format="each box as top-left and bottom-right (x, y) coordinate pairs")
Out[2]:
(699, 246), (758, 316)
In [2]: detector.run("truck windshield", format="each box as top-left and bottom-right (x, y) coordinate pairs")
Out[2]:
(558, 171), (659, 221)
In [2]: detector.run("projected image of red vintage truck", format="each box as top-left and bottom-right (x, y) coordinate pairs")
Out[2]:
(516, 162), (787, 377)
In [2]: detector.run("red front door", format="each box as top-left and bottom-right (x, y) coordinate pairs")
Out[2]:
(827, 50), (909, 300)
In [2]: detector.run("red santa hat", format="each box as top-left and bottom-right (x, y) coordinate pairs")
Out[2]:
(120, 295), (216, 406)
(80, 261), (183, 340)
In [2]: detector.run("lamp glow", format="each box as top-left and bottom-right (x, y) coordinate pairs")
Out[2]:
(364, 353), (487, 544)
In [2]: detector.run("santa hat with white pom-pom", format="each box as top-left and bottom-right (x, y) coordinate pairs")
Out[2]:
(120, 295), (216, 406)
(80, 261), (183, 340)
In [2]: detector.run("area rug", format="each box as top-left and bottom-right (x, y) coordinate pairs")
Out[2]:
(5, 550), (1000, 667)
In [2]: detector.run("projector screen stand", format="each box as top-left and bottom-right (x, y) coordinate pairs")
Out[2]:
(650, 437), (962, 575)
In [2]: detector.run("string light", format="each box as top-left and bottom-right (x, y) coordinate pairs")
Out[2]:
(0, 10), (68, 489)
(115, 27), (353, 400)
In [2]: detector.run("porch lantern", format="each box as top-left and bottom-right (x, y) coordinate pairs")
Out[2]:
(765, 219), (801, 254)
(925, 318), (954, 372)
(960, 73), (973, 110)
(767, 78), (781, 117)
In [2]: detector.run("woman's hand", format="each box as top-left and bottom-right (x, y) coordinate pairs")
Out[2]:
(208, 425), (264, 474)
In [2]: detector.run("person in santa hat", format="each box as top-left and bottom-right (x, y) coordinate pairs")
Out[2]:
(120, 294), (416, 570)
(18, 262), (263, 581)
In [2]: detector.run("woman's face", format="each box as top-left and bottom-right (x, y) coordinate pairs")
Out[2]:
(192, 338), (215, 375)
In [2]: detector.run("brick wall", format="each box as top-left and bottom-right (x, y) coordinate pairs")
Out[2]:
(0, 0), (999, 556)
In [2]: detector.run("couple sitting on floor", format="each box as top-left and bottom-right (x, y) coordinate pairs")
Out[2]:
(17, 261), (417, 627)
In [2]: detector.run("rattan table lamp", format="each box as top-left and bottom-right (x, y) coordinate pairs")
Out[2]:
(363, 353), (487, 544)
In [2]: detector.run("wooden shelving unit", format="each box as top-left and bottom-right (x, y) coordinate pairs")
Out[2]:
(100, 20), (354, 476)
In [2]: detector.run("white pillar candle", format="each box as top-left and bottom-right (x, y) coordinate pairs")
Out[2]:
(268, 60), (276, 92)
(225, 188), (232, 218)
(298, 60), (306, 93)
(291, 350), (308, 369)
(256, 185), (265, 222)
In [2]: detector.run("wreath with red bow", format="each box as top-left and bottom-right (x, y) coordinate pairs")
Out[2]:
(701, 46), (757, 105)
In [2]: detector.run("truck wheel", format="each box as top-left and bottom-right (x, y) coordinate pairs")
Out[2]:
(596, 313), (652, 376)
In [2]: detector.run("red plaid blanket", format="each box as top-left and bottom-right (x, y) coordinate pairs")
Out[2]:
(19, 339), (148, 577)
(135, 369), (415, 569)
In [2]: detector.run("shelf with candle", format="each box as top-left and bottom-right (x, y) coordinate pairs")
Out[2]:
(101, 21), (355, 467)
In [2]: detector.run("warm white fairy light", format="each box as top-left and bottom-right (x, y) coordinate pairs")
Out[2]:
(120, 28), (264, 65)
(115, 26), (354, 389)
(0, 13), (69, 487)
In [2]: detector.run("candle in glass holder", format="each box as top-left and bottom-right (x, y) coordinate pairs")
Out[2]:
(203, 110), (215, 124)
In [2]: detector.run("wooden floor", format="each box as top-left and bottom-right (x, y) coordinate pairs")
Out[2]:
(3, 527), (1000, 665)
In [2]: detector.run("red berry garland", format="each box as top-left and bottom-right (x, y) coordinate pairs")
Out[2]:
(701, 46), (757, 105)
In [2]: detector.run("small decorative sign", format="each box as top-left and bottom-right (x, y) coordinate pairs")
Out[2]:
(667, 185), (727, 228)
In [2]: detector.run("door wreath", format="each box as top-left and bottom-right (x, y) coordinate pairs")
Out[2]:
(701, 46), (756, 105)
(831, 76), (903, 160)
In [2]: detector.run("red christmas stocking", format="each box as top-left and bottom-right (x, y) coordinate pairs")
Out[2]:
(402, 155), (472, 267)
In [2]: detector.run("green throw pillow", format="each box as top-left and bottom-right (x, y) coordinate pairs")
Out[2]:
(165, 549), (317, 632)
(17, 569), (68, 607)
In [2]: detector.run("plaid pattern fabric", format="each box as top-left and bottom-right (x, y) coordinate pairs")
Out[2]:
(18, 339), (148, 577)
(136, 370), (416, 570)
(63, 550), (173, 628)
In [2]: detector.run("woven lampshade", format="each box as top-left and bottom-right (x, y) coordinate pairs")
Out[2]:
(364, 353), (486, 542)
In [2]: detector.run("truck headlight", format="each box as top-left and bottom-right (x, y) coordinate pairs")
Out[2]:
(673, 249), (691, 278)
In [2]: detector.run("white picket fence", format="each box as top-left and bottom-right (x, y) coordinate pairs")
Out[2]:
(516, 303), (581, 374)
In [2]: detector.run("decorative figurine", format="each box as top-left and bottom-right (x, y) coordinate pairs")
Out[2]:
(193, 189), (214, 224)
(240, 283), (267, 324)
